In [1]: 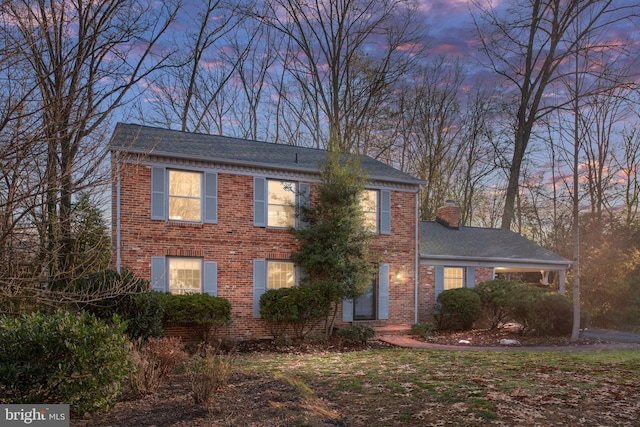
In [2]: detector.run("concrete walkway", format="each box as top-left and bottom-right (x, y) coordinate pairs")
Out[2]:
(377, 334), (640, 352)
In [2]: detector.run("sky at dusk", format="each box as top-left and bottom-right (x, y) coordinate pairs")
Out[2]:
(159, 0), (640, 91)
(415, 0), (640, 83)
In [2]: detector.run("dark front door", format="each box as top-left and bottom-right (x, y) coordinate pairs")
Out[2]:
(354, 278), (376, 320)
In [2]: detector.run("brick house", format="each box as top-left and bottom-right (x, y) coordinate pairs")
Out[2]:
(110, 124), (571, 338)
(417, 201), (572, 322)
(110, 123), (424, 339)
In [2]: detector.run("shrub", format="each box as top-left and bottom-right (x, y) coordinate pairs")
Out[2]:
(78, 269), (165, 340)
(336, 325), (375, 344)
(504, 284), (573, 336)
(185, 355), (233, 405)
(434, 288), (482, 331)
(273, 334), (294, 347)
(411, 321), (434, 339)
(474, 279), (519, 329)
(304, 331), (329, 344)
(0, 311), (129, 415)
(533, 293), (573, 336)
(259, 286), (330, 340)
(116, 291), (165, 340)
(163, 293), (231, 342)
(127, 336), (188, 396)
(611, 264), (640, 330)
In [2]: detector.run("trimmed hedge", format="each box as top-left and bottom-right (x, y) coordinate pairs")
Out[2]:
(163, 293), (231, 341)
(0, 311), (129, 415)
(259, 286), (330, 339)
(434, 288), (482, 331)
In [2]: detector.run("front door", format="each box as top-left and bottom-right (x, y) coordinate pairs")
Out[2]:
(354, 278), (377, 320)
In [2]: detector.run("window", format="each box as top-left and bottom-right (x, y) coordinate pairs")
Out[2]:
(151, 168), (217, 223)
(268, 180), (296, 227)
(267, 261), (295, 289)
(253, 259), (298, 317)
(359, 190), (378, 232)
(168, 258), (201, 294)
(168, 170), (201, 221)
(444, 267), (464, 290)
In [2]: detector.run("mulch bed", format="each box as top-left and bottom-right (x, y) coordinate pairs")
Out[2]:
(421, 327), (599, 347)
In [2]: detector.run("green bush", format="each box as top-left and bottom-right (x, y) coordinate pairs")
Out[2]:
(534, 293), (573, 336)
(0, 311), (129, 415)
(77, 269), (165, 340)
(504, 284), (573, 336)
(336, 325), (375, 344)
(116, 291), (165, 340)
(434, 288), (482, 331)
(411, 321), (434, 339)
(259, 286), (330, 340)
(610, 264), (640, 330)
(163, 293), (231, 341)
(474, 279), (518, 329)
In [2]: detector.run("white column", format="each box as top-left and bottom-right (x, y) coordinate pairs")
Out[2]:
(558, 269), (566, 295)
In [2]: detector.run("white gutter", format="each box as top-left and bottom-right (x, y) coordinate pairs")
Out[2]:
(414, 188), (420, 324)
(420, 255), (572, 268)
(115, 155), (121, 273)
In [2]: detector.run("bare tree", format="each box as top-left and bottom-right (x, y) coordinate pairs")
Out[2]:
(579, 86), (635, 226)
(471, 0), (639, 229)
(251, 0), (427, 152)
(139, 0), (245, 134)
(617, 126), (640, 226)
(0, 0), (178, 293)
(393, 58), (464, 219)
(452, 86), (501, 226)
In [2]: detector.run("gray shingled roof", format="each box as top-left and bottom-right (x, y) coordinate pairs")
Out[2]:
(109, 123), (424, 186)
(420, 221), (570, 266)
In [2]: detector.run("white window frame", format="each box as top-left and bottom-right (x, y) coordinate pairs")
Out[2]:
(168, 257), (202, 294)
(267, 180), (297, 228)
(267, 261), (296, 289)
(444, 267), (465, 290)
(168, 170), (202, 222)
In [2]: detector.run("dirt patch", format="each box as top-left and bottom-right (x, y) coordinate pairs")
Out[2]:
(72, 338), (386, 427)
(73, 371), (345, 427)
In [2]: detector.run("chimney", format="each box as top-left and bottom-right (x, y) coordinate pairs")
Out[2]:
(435, 200), (460, 229)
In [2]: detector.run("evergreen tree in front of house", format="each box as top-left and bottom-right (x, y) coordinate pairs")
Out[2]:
(291, 148), (377, 336)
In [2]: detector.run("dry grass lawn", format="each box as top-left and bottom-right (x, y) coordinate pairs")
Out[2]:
(75, 346), (640, 426)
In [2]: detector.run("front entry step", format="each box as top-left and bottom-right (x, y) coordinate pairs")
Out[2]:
(374, 324), (412, 337)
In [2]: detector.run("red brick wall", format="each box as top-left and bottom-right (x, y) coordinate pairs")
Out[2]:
(475, 267), (493, 285)
(417, 264), (494, 322)
(417, 264), (436, 322)
(113, 159), (419, 339)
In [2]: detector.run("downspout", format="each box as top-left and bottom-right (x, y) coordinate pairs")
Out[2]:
(414, 186), (420, 324)
(115, 154), (122, 273)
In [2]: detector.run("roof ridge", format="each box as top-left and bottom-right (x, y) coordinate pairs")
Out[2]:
(116, 122), (334, 155)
